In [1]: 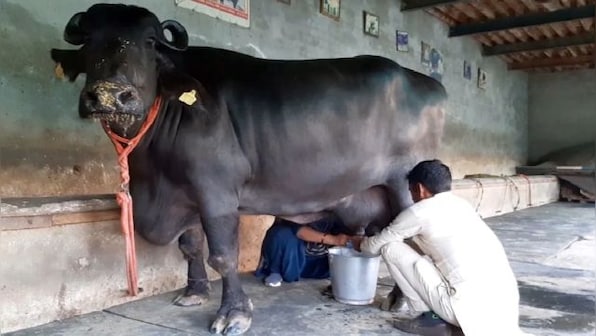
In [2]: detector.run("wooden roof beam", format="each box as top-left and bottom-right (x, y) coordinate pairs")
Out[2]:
(401, 0), (461, 11)
(449, 4), (596, 37)
(508, 55), (594, 70)
(483, 32), (595, 56)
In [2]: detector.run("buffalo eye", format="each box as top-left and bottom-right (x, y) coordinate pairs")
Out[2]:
(145, 36), (157, 48)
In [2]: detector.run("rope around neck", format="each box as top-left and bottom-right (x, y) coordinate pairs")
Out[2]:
(101, 96), (162, 296)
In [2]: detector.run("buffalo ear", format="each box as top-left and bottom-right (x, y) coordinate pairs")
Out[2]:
(64, 12), (87, 45)
(51, 48), (84, 82)
(158, 70), (206, 107)
(159, 20), (188, 51)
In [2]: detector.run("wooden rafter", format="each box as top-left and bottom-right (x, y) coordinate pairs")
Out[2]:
(508, 54), (594, 70)
(427, 7), (458, 25)
(449, 4), (596, 37)
(421, 0), (596, 72)
(401, 0), (461, 11)
(508, 1), (526, 16)
(483, 31), (595, 55)
(453, 2), (479, 22)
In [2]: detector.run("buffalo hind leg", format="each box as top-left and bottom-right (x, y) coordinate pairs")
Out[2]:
(174, 226), (210, 306)
(204, 214), (253, 335)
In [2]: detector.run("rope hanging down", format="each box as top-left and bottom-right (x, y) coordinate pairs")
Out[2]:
(101, 96), (163, 296)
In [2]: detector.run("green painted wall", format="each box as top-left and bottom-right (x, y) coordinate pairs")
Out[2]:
(0, 0), (529, 198)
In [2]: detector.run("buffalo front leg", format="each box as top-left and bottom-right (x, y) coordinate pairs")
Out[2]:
(174, 226), (210, 306)
(203, 214), (253, 335)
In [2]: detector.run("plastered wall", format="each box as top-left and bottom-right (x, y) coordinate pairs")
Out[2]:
(528, 68), (596, 163)
(0, 0), (529, 199)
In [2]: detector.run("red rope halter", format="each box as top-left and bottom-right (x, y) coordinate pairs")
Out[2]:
(101, 96), (162, 296)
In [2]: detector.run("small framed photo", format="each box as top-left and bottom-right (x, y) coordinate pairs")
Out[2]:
(421, 41), (431, 66)
(363, 11), (379, 37)
(396, 30), (409, 52)
(320, 0), (340, 21)
(478, 68), (488, 89)
(463, 61), (472, 80)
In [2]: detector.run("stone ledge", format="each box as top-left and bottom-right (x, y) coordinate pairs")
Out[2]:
(1, 194), (116, 217)
(0, 195), (118, 231)
(1, 175), (560, 231)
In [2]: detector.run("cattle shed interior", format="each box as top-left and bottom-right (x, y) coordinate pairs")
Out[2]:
(0, 0), (594, 335)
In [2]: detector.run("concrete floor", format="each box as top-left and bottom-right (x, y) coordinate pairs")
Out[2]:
(6, 202), (595, 336)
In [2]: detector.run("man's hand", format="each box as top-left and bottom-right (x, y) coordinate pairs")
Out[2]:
(350, 235), (364, 251)
(332, 233), (351, 246)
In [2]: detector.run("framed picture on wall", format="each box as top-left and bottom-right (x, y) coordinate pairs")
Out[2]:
(396, 30), (409, 52)
(320, 0), (340, 20)
(429, 48), (444, 83)
(421, 41), (431, 66)
(463, 61), (472, 80)
(175, 0), (250, 28)
(478, 68), (488, 89)
(363, 11), (379, 37)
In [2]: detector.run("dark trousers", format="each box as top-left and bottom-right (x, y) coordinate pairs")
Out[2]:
(255, 221), (330, 282)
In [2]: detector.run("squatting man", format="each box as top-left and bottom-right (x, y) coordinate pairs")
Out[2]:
(351, 159), (534, 336)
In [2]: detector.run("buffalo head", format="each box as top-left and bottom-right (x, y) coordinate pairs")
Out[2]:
(52, 4), (189, 135)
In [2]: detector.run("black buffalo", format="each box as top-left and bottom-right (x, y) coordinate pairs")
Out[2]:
(51, 4), (447, 335)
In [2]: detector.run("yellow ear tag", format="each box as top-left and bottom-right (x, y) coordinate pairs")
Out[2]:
(55, 63), (65, 80)
(179, 89), (197, 105)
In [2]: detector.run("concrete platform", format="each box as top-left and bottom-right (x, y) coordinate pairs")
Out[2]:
(5, 202), (595, 336)
(0, 175), (559, 333)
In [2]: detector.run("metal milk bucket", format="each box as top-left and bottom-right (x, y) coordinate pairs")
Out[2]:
(328, 247), (381, 305)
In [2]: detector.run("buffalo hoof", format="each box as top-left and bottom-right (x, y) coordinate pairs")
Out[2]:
(210, 298), (253, 335)
(173, 292), (209, 306)
(173, 285), (210, 307)
(380, 285), (404, 312)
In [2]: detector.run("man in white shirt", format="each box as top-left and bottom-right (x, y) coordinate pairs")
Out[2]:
(352, 159), (532, 336)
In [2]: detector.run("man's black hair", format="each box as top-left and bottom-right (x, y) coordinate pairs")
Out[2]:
(406, 159), (452, 194)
